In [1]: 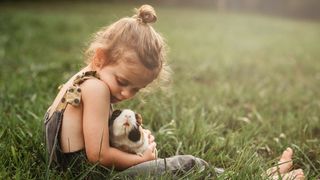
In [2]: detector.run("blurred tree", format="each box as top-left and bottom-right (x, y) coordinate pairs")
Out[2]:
(1, 0), (319, 20)
(160, 0), (320, 20)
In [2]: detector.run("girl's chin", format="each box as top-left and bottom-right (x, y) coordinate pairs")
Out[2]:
(110, 99), (119, 104)
(111, 96), (121, 104)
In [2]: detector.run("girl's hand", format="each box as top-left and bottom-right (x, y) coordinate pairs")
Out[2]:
(142, 142), (157, 161)
(143, 129), (155, 144)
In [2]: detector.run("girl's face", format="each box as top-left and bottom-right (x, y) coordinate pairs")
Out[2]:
(96, 59), (156, 104)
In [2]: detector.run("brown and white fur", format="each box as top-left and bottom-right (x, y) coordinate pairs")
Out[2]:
(109, 109), (148, 156)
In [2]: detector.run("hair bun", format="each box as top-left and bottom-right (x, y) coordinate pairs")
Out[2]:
(135, 4), (157, 24)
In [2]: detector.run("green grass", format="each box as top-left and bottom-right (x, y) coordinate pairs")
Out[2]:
(0, 2), (319, 179)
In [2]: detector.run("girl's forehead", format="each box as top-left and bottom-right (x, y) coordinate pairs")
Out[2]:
(117, 60), (156, 85)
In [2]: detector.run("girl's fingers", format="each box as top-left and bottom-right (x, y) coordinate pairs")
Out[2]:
(150, 142), (156, 151)
(144, 129), (151, 136)
(143, 129), (155, 143)
(149, 135), (155, 143)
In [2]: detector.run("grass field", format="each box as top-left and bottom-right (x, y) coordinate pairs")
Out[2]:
(0, 2), (319, 179)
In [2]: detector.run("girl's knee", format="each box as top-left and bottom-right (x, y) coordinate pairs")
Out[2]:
(182, 155), (208, 165)
(171, 155), (208, 170)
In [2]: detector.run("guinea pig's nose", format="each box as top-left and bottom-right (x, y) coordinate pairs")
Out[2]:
(123, 121), (130, 126)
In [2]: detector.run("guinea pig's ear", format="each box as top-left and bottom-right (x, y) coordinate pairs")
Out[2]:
(135, 113), (143, 126)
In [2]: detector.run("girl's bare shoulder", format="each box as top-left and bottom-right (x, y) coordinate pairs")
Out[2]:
(80, 78), (110, 103)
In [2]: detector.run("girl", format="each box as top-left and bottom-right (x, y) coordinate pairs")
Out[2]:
(44, 4), (304, 179)
(44, 4), (207, 175)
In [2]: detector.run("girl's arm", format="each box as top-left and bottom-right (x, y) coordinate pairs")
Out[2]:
(81, 79), (156, 170)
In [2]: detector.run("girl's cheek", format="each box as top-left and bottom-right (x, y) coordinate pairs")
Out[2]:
(111, 82), (120, 93)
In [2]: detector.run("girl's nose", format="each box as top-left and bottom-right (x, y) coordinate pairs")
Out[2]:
(120, 89), (134, 100)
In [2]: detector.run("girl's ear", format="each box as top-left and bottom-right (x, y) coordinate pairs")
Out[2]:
(93, 48), (108, 69)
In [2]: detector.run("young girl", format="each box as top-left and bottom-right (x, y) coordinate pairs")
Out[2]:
(44, 4), (304, 179)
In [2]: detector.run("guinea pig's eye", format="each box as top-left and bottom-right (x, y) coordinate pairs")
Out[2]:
(111, 110), (122, 118)
(109, 110), (122, 126)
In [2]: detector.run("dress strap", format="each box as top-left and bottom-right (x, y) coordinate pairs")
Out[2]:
(55, 71), (100, 112)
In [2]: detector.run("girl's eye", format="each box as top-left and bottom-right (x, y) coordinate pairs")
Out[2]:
(117, 78), (128, 86)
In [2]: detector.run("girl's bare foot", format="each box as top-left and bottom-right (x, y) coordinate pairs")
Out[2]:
(270, 169), (305, 180)
(264, 147), (305, 179)
(281, 169), (305, 180)
(266, 147), (294, 176)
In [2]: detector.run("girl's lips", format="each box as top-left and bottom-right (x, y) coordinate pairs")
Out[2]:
(111, 96), (121, 103)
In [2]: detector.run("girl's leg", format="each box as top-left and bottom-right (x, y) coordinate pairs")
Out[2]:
(120, 155), (223, 176)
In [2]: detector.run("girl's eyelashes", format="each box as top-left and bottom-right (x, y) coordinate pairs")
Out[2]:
(115, 76), (141, 92)
(116, 77), (129, 86)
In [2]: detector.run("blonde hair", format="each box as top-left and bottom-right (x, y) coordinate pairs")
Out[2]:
(85, 4), (170, 86)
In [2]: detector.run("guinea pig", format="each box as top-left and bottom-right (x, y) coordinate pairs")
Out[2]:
(109, 109), (149, 156)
